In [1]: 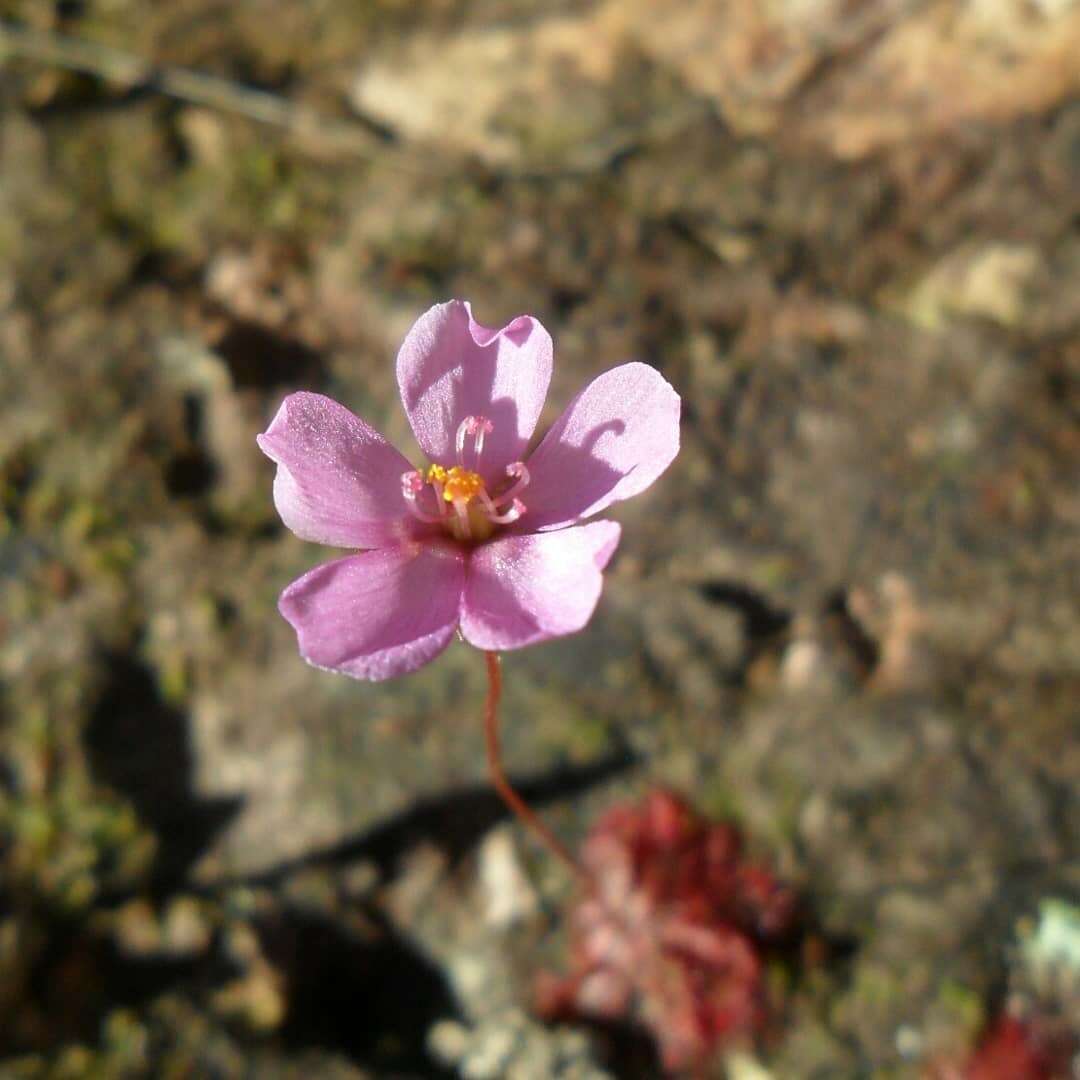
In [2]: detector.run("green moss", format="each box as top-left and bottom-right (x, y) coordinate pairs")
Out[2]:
(933, 978), (983, 1032)
(696, 780), (743, 823)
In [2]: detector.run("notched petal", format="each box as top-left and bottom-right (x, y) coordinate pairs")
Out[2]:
(396, 300), (553, 479)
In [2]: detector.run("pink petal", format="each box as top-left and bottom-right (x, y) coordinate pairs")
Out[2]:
(279, 541), (465, 680)
(396, 300), (553, 480)
(460, 521), (621, 651)
(520, 363), (680, 531)
(257, 392), (422, 549)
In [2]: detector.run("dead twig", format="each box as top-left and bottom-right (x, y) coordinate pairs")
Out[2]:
(0, 19), (388, 159)
(0, 19), (710, 181)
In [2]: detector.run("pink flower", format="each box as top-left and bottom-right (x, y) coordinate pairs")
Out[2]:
(257, 300), (680, 680)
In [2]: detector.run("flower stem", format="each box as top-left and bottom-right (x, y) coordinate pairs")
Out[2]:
(482, 651), (587, 882)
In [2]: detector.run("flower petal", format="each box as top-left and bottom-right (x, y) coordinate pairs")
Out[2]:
(396, 300), (553, 479)
(257, 392), (421, 549)
(460, 521), (621, 651)
(520, 363), (680, 531)
(279, 542), (465, 680)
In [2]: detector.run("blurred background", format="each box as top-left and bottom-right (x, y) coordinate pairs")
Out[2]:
(1, 2), (1078, 1077)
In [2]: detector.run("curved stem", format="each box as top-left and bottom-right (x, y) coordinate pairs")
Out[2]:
(482, 651), (588, 882)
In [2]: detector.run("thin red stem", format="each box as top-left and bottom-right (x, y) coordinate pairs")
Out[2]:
(482, 651), (587, 882)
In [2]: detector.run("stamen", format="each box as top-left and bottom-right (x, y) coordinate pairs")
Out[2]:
(442, 465), (484, 504)
(499, 461), (530, 505)
(401, 470), (444, 524)
(426, 464), (449, 516)
(481, 497), (526, 525)
(411, 427), (524, 539)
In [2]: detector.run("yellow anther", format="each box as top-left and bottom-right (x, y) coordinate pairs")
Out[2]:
(426, 464), (448, 485)
(442, 466), (484, 504)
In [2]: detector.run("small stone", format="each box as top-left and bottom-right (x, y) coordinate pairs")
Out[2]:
(461, 1023), (518, 1080)
(211, 960), (285, 1032)
(448, 952), (494, 1010)
(222, 921), (261, 966)
(114, 899), (161, 957)
(428, 1018), (471, 1065)
(895, 1024), (925, 1060)
(726, 1051), (775, 1080)
(479, 827), (539, 929)
(161, 896), (211, 957)
(340, 859), (380, 900)
(1022, 898), (1080, 980)
(781, 637), (832, 692)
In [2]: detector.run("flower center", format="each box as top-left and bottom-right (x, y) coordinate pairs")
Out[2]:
(401, 416), (529, 543)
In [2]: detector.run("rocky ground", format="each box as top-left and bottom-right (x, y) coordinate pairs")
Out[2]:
(1, 1), (1078, 1076)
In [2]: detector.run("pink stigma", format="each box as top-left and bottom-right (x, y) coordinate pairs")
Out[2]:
(482, 497), (526, 525)
(456, 415), (494, 468)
